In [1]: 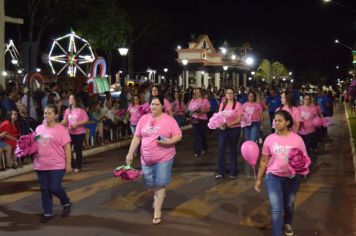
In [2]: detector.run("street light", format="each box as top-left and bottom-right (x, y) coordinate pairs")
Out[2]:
(177, 45), (181, 50)
(36, 68), (41, 72)
(336, 65), (339, 69)
(323, 0), (356, 13)
(182, 59), (188, 89)
(245, 56), (254, 66)
(220, 47), (227, 55)
(334, 39), (353, 50)
(251, 71), (255, 75)
(223, 65), (228, 71)
(164, 68), (168, 73)
(231, 54), (236, 60)
(289, 71), (293, 76)
(118, 47), (129, 85)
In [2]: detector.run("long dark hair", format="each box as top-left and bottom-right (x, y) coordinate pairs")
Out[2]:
(150, 85), (162, 101)
(279, 91), (296, 110)
(69, 94), (84, 110)
(222, 88), (236, 111)
(6, 110), (20, 131)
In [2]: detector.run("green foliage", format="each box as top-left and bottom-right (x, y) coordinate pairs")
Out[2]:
(255, 59), (288, 84)
(73, 0), (129, 53)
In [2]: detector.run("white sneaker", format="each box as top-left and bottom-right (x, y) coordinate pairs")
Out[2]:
(284, 224), (294, 236)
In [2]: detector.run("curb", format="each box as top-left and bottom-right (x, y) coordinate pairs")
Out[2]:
(0, 125), (193, 181)
(344, 105), (356, 184)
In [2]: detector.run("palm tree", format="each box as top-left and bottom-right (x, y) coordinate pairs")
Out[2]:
(255, 59), (288, 85)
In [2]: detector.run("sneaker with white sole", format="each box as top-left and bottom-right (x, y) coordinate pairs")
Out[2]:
(284, 224), (294, 236)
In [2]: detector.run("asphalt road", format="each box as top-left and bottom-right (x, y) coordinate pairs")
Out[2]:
(0, 104), (355, 236)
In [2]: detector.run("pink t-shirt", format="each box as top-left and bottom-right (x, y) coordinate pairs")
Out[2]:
(33, 124), (71, 170)
(218, 102), (243, 128)
(128, 104), (140, 125)
(276, 106), (301, 132)
(163, 98), (172, 114)
(172, 100), (186, 116)
(188, 98), (210, 120)
(242, 102), (263, 123)
(135, 113), (182, 165)
(63, 108), (89, 135)
(262, 132), (310, 177)
(299, 105), (318, 135)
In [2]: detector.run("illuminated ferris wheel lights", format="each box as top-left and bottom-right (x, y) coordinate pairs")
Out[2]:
(48, 31), (95, 76)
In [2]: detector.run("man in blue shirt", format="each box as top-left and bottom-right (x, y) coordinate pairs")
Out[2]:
(315, 88), (329, 117)
(1, 87), (18, 118)
(236, 87), (248, 104)
(265, 88), (281, 126)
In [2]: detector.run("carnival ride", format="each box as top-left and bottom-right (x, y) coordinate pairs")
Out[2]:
(48, 31), (95, 77)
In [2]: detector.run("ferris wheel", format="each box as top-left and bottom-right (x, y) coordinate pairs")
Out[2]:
(48, 31), (95, 77)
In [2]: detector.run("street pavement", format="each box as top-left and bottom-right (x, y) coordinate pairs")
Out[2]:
(0, 104), (355, 236)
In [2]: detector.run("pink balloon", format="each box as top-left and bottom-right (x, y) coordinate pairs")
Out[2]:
(241, 141), (260, 166)
(312, 117), (323, 127)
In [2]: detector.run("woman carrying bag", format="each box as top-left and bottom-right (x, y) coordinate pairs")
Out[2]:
(126, 96), (182, 225)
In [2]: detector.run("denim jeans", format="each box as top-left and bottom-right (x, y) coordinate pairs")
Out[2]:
(192, 119), (208, 155)
(141, 158), (174, 188)
(244, 122), (260, 142)
(70, 133), (85, 170)
(174, 115), (186, 127)
(217, 127), (241, 177)
(265, 173), (302, 236)
(36, 170), (70, 216)
(130, 125), (137, 135)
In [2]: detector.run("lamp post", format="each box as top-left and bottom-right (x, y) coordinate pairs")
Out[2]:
(118, 47), (129, 86)
(334, 39), (356, 78)
(223, 65), (228, 88)
(11, 59), (18, 81)
(182, 59), (188, 89)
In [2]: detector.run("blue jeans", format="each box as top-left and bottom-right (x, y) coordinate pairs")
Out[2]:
(130, 125), (137, 135)
(192, 120), (208, 155)
(36, 170), (70, 216)
(217, 127), (241, 177)
(265, 173), (302, 236)
(243, 122), (260, 142)
(174, 115), (186, 127)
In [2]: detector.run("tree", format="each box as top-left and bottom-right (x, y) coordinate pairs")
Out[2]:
(255, 59), (288, 85)
(74, 0), (129, 75)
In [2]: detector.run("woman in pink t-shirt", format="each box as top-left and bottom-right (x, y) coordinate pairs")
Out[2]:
(299, 94), (319, 155)
(127, 95), (141, 135)
(255, 110), (311, 236)
(242, 91), (264, 141)
(188, 88), (210, 157)
(172, 91), (186, 126)
(61, 94), (88, 173)
(276, 91), (301, 133)
(215, 88), (243, 179)
(126, 95), (182, 225)
(34, 104), (72, 223)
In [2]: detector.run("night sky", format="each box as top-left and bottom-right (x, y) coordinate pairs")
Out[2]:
(5, 0), (356, 84)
